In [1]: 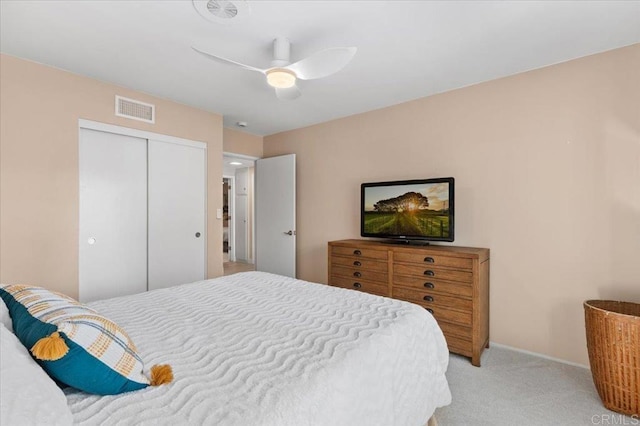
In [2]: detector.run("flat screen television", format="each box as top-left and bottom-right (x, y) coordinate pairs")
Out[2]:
(361, 177), (454, 243)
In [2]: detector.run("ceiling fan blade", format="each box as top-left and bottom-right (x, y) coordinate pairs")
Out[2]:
(286, 47), (357, 80)
(192, 46), (266, 74)
(275, 85), (302, 100)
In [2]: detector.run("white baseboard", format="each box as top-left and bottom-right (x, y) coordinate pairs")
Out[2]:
(489, 342), (590, 370)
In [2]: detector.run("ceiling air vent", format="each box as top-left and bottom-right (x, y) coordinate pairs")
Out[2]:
(115, 96), (155, 124)
(192, 0), (250, 24)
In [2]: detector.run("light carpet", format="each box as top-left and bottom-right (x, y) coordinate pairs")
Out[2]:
(436, 345), (637, 426)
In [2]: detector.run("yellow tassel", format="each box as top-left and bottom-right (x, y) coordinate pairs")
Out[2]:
(31, 332), (69, 361)
(150, 364), (173, 386)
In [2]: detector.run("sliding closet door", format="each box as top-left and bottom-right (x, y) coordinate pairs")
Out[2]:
(148, 140), (206, 290)
(79, 129), (148, 302)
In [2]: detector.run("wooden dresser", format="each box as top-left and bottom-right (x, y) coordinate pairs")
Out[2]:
(328, 239), (490, 366)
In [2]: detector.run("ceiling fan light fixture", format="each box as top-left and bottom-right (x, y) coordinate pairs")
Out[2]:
(266, 69), (296, 89)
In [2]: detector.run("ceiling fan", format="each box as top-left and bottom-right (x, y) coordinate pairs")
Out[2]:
(192, 38), (357, 100)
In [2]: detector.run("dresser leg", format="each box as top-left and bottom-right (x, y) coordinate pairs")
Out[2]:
(485, 341), (490, 348)
(471, 355), (481, 367)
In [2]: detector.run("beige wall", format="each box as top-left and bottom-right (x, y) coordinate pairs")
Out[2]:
(0, 54), (224, 299)
(264, 44), (640, 365)
(223, 127), (263, 158)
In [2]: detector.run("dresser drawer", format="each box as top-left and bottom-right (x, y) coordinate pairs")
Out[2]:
(332, 246), (388, 261)
(443, 333), (473, 357)
(392, 275), (472, 298)
(394, 252), (473, 270)
(394, 264), (473, 283)
(330, 276), (389, 296)
(392, 287), (472, 312)
(331, 255), (388, 272)
(332, 265), (388, 283)
(400, 299), (472, 326)
(438, 320), (472, 341)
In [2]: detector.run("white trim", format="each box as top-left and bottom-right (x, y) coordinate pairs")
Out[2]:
(250, 166), (256, 265)
(202, 148), (208, 279)
(489, 342), (590, 369)
(115, 95), (155, 124)
(79, 119), (206, 149)
(223, 151), (260, 161)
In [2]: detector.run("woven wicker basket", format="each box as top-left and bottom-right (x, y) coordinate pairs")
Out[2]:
(584, 300), (640, 416)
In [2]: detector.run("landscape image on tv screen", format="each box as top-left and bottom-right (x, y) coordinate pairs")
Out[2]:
(363, 182), (451, 238)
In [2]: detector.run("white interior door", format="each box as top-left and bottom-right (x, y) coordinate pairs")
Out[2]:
(256, 154), (296, 277)
(148, 140), (206, 290)
(79, 129), (147, 302)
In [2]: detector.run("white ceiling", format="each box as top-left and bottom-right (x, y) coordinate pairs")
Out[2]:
(1, 1), (638, 136)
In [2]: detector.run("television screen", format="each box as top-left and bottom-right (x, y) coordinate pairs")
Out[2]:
(361, 177), (454, 242)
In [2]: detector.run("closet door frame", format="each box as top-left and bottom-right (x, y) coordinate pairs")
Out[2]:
(78, 119), (208, 281)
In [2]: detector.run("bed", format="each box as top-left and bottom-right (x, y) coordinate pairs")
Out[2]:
(41, 271), (452, 425)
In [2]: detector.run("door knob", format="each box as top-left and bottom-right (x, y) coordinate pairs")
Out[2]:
(284, 230), (296, 236)
(87, 237), (96, 245)
(195, 232), (201, 238)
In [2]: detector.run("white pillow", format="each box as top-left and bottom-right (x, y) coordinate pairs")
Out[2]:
(0, 323), (73, 426)
(0, 297), (11, 332)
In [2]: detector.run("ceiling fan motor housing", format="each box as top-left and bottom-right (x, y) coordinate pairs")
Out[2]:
(271, 37), (291, 67)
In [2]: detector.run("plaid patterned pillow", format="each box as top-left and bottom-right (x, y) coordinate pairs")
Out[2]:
(0, 284), (172, 395)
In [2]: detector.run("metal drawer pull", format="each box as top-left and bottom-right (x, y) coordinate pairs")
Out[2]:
(353, 261), (361, 266)
(353, 250), (362, 255)
(353, 271), (362, 278)
(424, 256), (434, 263)
(424, 282), (435, 289)
(353, 282), (362, 289)
(426, 308), (434, 314)
(424, 270), (435, 276)
(423, 295), (434, 302)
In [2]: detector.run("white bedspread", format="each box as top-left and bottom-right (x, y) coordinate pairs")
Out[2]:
(65, 272), (451, 425)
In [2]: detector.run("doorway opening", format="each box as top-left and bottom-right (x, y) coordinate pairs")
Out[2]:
(222, 177), (233, 263)
(223, 153), (257, 275)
